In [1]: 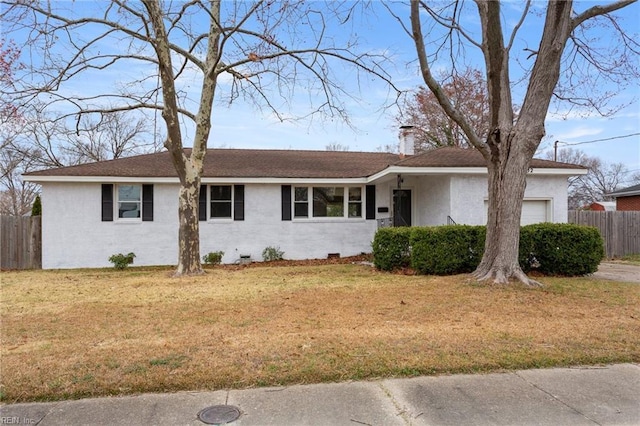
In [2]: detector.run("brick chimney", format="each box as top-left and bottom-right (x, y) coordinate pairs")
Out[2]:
(399, 125), (415, 158)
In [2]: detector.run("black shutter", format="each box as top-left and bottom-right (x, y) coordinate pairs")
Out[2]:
(142, 184), (154, 221)
(199, 185), (207, 221)
(366, 185), (376, 220)
(281, 185), (292, 221)
(234, 185), (245, 221)
(101, 184), (113, 222)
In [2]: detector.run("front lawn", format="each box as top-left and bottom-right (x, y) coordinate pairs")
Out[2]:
(1, 263), (639, 402)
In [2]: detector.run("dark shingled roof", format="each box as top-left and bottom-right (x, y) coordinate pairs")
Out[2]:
(607, 183), (640, 197)
(396, 147), (583, 169)
(24, 147), (584, 179)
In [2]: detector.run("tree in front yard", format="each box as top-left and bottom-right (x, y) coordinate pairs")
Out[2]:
(406, 0), (638, 285)
(2, 1), (396, 276)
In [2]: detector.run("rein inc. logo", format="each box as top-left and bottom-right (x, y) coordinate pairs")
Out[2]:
(1, 417), (36, 424)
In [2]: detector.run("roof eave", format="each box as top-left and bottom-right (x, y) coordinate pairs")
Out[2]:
(24, 166), (586, 184)
(23, 175), (180, 184)
(533, 167), (588, 176)
(366, 166), (586, 183)
(23, 175), (371, 184)
(607, 190), (640, 198)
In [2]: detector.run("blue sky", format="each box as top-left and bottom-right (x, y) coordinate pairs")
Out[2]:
(9, 1), (640, 175)
(204, 1), (640, 174)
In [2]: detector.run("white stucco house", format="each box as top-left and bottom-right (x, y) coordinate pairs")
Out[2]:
(24, 145), (585, 269)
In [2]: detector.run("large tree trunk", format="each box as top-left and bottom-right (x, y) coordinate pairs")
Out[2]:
(173, 150), (207, 276)
(473, 143), (539, 286)
(175, 176), (203, 276)
(143, 0), (219, 276)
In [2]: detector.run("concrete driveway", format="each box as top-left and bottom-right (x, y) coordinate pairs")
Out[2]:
(593, 262), (640, 283)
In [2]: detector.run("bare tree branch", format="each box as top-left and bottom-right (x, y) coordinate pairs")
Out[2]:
(409, 0), (483, 151)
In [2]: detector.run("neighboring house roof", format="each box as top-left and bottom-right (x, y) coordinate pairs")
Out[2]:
(607, 184), (640, 198)
(24, 146), (586, 182)
(590, 201), (617, 211)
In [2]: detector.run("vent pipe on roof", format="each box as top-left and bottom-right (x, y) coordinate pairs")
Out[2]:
(399, 125), (415, 158)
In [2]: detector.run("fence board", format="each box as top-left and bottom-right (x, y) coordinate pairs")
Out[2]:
(568, 211), (640, 258)
(0, 215), (42, 269)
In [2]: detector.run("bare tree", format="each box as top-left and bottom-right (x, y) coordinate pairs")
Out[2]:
(405, 0), (638, 285)
(396, 68), (489, 151)
(0, 152), (39, 216)
(0, 107), (157, 215)
(325, 143), (349, 152)
(0, 127), (40, 216)
(548, 148), (637, 209)
(0, 39), (21, 124)
(2, 1), (396, 275)
(9, 108), (158, 168)
(0, 38), (36, 215)
(65, 112), (157, 163)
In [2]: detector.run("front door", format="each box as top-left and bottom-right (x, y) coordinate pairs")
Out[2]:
(393, 189), (412, 227)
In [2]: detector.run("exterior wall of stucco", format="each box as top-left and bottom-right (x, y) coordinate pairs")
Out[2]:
(449, 174), (569, 225)
(369, 176), (452, 227)
(367, 174), (568, 227)
(200, 184), (377, 264)
(414, 176), (452, 226)
(39, 173), (571, 269)
(40, 182), (378, 269)
(41, 182), (180, 269)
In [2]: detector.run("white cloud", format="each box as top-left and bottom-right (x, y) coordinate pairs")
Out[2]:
(552, 126), (604, 141)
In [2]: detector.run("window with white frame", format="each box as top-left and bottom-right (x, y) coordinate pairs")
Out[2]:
(314, 187), (343, 217)
(210, 185), (232, 218)
(348, 186), (362, 218)
(294, 187), (309, 218)
(117, 184), (141, 219)
(293, 186), (362, 219)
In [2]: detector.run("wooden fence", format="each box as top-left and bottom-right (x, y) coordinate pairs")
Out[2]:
(568, 211), (640, 258)
(1, 215), (42, 270)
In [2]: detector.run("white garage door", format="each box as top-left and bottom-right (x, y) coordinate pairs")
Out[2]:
(484, 200), (550, 225)
(521, 200), (549, 225)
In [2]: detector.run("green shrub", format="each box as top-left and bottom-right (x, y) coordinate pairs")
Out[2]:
(519, 223), (604, 276)
(410, 225), (485, 275)
(202, 251), (224, 266)
(371, 227), (412, 271)
(108, 252), (136, 270)
(262, 246), (284, 262)
(31, 195), (42, 216)
(373, 222), (602, 277)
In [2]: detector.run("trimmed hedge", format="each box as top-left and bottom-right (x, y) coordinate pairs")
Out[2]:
(372, 223), (603, 277)
(519, 223), (604, 276)
(371, 227), (412, 271)
(411, 226), (485, 275)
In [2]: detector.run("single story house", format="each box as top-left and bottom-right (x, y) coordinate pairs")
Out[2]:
(607, 184), (640, 211)
(24, 144), (585, 269)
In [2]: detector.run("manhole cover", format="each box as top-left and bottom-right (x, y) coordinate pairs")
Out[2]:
(197, 405), (241, 425)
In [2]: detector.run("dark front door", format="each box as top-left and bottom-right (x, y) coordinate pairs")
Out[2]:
(393, 189), (412, 227)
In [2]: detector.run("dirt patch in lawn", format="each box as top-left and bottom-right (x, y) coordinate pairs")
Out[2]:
(215, 254), (373, 269)
(1, 264), (639, 402)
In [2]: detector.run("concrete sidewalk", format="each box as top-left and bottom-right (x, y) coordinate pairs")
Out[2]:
(1, 364), (638, 425)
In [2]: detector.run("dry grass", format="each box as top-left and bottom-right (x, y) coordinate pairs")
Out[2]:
(618, 254), (640, 266)
(1, 263), (639, 403)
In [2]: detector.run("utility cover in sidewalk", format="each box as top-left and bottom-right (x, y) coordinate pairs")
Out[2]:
(197, 405), (241, 424)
